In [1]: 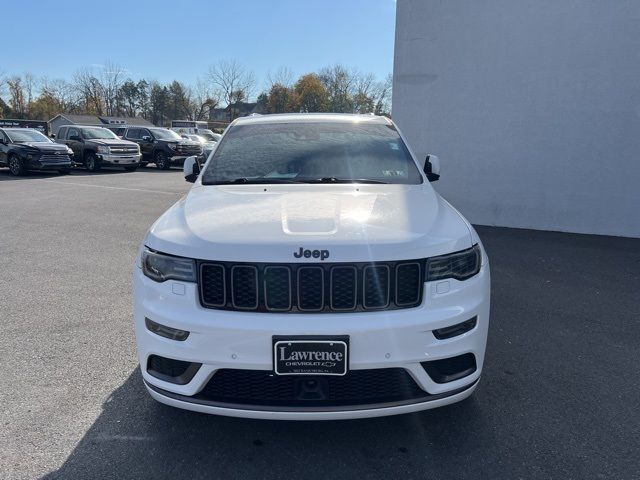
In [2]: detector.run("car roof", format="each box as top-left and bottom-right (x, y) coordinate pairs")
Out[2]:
(60, 125), (108, 129)
(231, 113), (392, 126)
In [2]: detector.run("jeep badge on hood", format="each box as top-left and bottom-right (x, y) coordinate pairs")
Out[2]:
(293, 247), (330, 260)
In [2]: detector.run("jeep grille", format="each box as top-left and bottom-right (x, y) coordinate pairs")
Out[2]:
(199, 260), (425, 313)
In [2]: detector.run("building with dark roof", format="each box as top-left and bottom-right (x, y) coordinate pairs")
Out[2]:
(48, 114), (154, 135)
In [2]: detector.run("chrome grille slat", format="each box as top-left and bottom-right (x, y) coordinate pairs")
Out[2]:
(40, 154), (71, 162)
(109, 147), (138, 154)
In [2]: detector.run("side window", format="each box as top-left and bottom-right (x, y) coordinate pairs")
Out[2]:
(68, 127), (80, 139)
(0, 130), (8, 143)
(139, 129), (151, 139)
(58, 127), (67, 139)
(126, 128), (140, 140)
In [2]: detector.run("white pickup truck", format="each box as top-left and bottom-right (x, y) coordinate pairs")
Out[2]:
(134, 113), (490, 420)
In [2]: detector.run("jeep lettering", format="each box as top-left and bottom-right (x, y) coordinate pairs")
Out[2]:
(293, 247), (330, 260)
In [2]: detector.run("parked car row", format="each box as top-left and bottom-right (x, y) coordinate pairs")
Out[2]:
(1, 124), (207, 176)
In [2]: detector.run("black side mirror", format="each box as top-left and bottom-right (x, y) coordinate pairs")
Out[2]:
(69, 135), (82, 142)
(424, 154), (440, 182)
(142, 135), (153, 142)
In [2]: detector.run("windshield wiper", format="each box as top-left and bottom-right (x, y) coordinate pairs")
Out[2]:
(205, 177), (302, 185)
(302, 177), (388, 184)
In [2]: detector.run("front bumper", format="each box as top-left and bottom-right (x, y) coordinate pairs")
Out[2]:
(97, 152), (141, 165)
(133, 261), (490, 420)
(27, 155), (73, 170)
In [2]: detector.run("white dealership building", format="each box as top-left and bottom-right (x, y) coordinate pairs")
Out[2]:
(393, 0), (640, 238)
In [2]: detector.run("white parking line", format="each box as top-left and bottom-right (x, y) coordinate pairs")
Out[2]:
(43, 179), (183, 195)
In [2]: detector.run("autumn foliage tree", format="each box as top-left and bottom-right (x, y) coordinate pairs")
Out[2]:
(294, 74), (328, 112)
(266, 84), (297, 113)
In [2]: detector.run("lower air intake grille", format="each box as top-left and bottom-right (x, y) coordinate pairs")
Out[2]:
(196, 368), (427, 407)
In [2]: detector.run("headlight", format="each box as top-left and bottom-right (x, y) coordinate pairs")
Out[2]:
(426, 244), (481, 282)
(66, 147), (73, 155)
(97, 146), (110, 154)
(142, 249), (196, 283)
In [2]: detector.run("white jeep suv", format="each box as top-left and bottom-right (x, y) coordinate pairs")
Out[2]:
(134, 113), (490, 420)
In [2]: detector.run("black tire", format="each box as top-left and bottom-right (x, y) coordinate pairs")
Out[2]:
(58, 168), (71, 175)
(124, 165), (138, 172)
(8, 155), (27, 176)
(85, 152), (101, 172)
(154, 151), (171, 170)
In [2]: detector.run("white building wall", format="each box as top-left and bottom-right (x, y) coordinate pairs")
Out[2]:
(393, 0), (640, 237)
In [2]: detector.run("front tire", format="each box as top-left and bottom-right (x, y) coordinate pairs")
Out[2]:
(8, 155), (27, 176)
(154, 151), (171, 170)
(124, 165), (138, 172)
(85, 153), (101, 172)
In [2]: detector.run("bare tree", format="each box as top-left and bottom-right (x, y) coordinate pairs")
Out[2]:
(23, 73), (37, 110)
(266, 66), (295, 90)
(41, 78), (79, 113)
(189, 78), (219, 121)
(6, 76), (27, 118)
(74, 67), (104, 115)
(373, 73), (393, 116)
(100, 61), (126, 116)
(318, 65), (356, 113)
(207, 60), (255, 112)
(352, 71), (377, 113)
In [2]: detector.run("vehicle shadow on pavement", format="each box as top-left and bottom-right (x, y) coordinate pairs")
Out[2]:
(0, 170), (65, 181)
(41, 367), (488, 480)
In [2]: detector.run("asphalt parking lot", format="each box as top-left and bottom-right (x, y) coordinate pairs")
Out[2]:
(1, 167), (639, 480)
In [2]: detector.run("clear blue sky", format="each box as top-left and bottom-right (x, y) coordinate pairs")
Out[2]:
(2, 0), (396, 93)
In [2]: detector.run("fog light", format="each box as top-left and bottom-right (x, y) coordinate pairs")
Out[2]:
(145, 317), (189, 341)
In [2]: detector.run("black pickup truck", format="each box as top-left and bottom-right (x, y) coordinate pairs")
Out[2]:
(122, 127), (202, 169)
(0, 127), (73, 176)
(56, 125), (141, 172)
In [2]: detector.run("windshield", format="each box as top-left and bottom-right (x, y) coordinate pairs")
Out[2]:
(151, 128), (182, 140)
(6, 129), (51, 143)
(201, 122), (423, 185)
(81, 128), (118, 140)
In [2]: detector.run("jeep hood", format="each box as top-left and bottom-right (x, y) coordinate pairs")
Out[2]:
(146, 184), (473, 263)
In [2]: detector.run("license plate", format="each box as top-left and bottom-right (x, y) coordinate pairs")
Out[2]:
(273, 337), (348, 376)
